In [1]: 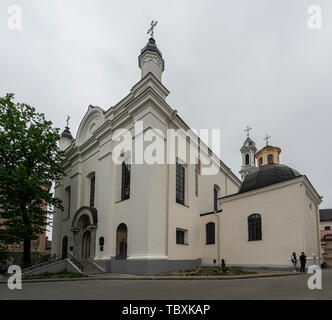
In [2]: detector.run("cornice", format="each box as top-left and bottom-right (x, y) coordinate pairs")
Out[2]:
(220, 176), (306, 203)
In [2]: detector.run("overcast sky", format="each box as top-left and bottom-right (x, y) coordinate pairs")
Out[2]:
(0, 0), (331, 210)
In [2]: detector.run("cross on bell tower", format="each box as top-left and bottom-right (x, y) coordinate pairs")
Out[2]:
(59, 115), (74, 151)
(245, 126), (252, 138)
(147, 20), (158, 39)
(139, 20), (165, 82)
(66, 115), (70, 128)
(239, 126), (257, 181)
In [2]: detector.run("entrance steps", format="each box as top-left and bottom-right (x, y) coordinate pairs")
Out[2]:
(81, 260), (105, 275)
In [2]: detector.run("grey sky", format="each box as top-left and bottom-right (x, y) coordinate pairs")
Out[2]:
(0, 0), (331, 209)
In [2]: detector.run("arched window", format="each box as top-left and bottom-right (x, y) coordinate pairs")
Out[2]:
(176, 162), (185, 205)
(206, 222), (215, 245)
(268, 154), (273, 164)
(248, 214), (262, 241)
(116, 224), (128, 259)
(121, 159), (131, 201)
(259, 157), (263, 167)
(214, 185), (220, 211)
(245, 154), (250, 165)
(90, 175), (95, 207)
(99, 237), (105, 251)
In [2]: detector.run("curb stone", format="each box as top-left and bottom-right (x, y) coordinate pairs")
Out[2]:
(0, 272), (304, 284)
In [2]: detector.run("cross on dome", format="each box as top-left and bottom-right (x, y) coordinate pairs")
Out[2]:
(263, 135), (271, 146)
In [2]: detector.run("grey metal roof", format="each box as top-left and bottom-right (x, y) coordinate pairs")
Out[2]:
(61, 127), (74, 140)
(141, 38), (163, 58)
(320, 209), (332, 221)
(239, 163), (302, 193)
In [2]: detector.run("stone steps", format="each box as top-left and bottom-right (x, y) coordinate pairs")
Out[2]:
(81, 261), (104, 275)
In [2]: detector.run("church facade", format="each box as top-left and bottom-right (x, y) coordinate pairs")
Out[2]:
(51, 33), (322, 275)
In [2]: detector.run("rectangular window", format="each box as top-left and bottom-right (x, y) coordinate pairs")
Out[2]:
(325, 226), (331, 231)
(90, 176), (95, 208)
(176, 162), (185, 205)
(214, 188), (218, 211)
(121, 161), (131, 201)
(176, 229), (188, 245)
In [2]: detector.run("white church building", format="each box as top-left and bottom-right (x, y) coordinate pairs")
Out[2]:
(51, 31), (322, 275)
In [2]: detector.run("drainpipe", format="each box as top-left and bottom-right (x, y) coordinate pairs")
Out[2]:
(166, 110), (177, 258)
(215, 209), (221, 266)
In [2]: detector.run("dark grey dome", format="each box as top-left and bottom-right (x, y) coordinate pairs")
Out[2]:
(141, 38), (162, 58)
(61, 127), (74, 140)
(239, 164), (302, 193)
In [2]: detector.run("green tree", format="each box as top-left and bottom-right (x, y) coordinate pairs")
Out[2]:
(0, 94), (64, 267)
(0, 242), (9, 269)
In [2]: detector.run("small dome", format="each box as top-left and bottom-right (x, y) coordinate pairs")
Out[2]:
(141, 38), (163, 58)
(239, 163), (302, 193)
(61, 127), (74, 140)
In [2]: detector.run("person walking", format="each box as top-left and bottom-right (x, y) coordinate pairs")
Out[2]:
(300, 252), (307, 273)
(221, 259), (227, 274)
(291, 252), (298, 272)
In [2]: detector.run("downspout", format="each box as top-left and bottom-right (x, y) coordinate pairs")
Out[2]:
(215, 210), (220, 265)
(315, 199), (323, 265)
(300, 183), (306, 253)
(166, 110), (177, 258)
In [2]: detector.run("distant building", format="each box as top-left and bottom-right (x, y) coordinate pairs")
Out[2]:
(1, 184), (52, 268)
(6, 236), (51, 267)
(320, 209), (332, 267)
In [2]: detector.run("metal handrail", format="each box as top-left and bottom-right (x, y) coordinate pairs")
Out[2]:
(22, 255), (63, 273)
(22, 253), (83, 273)
(66, 254), (84, 272)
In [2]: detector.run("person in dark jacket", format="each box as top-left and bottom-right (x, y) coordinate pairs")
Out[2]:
(221, 259), (227, 274)
(291, 252), (297, 272)
(300, 252), (307, 273)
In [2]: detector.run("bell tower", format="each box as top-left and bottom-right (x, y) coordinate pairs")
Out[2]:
(239, 126), (257, 180)
(59, 116), (74, 151)
(138, 21), (165, 81)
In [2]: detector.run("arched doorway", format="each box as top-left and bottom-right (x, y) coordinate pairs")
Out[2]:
(116, 224), (128, 259)
(62, 236), (68, 259)
(71, 206), (98, 261)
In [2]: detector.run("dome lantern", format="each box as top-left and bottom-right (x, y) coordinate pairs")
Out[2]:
(255, 135), (281, 167)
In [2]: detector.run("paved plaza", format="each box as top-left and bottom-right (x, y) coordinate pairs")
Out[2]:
(0, 270), (331, 300)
